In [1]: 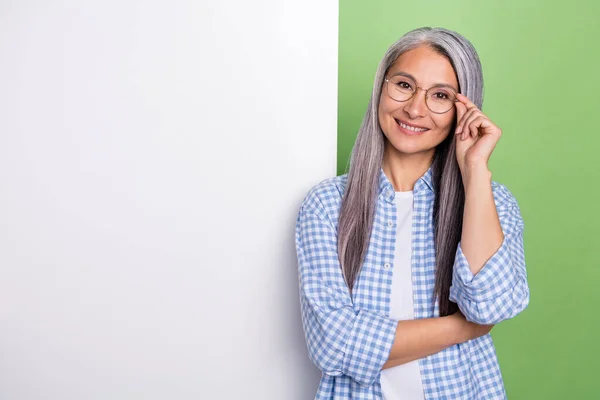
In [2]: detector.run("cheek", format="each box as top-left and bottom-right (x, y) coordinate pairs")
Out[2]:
(378, 95), (391, 127)
(378, 95), (398, 123)
(433, 111), (456, 132)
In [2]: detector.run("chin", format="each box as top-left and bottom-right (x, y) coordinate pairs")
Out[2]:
(385, 136), (437, 156)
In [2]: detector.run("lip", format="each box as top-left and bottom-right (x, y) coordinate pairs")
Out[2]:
(394, 118), (430, 136)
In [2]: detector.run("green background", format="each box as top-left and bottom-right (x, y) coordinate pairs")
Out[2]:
(338, 1), (600, 398)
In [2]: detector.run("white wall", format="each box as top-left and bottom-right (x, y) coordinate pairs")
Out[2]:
(0, 1), (337, 398)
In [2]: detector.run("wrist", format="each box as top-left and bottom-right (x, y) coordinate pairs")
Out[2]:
(461, 164), (492, 190)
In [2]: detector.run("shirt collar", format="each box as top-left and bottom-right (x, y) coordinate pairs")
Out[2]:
(378, 165), (434, 201)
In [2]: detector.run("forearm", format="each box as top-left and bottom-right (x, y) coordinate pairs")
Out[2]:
(460, 166), (504, 276)
(450, 173), (530, 324)
(382, 315), (462, 370)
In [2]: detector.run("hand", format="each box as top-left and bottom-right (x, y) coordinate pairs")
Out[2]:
(454, 93), (502, 173)
(450, 310), (495, 343)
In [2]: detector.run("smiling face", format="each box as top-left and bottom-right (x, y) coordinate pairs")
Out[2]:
(378, 45), (459, 160)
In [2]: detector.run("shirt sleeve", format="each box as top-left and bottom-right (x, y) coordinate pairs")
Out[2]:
(449, 183), (530, 325)
(295, 194), (398, 387)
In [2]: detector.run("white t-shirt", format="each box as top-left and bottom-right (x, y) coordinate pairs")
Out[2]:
(379, 190), (425, 400)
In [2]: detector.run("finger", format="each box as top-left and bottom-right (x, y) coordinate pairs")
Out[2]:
(458, 108), (481, 139)
(455, 106), (476, 135)
(467, 116), (486, 140)
(455, 101), (467, 129)
(462, 110), (486, 140)
(463, 113), (485, 140)
(468, 114), (499, 140)
(456, 93), (478, 111)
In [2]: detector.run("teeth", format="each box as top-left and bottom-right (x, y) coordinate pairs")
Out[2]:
(399, 121), (427, 132)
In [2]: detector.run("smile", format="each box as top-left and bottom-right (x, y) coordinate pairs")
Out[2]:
(395, 119), (429, 133)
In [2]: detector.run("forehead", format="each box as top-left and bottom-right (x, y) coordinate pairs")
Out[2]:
(388, 46), (458, 88)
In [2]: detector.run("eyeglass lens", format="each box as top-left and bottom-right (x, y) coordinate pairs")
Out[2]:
(387, 75), (456, 114)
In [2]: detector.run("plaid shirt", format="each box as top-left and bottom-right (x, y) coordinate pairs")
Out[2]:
(295, 166), (529, 399)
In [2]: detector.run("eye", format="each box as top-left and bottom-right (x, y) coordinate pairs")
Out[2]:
(432, 91), (449, 99)
(430, 90), (453, 100)
(396, 80), (413, 90)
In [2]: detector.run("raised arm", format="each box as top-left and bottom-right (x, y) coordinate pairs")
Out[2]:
(450, 93), (530, 325)
(449, 171), (529, 324)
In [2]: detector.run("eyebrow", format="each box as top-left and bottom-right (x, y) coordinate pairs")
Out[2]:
(390, 71), (459, 92)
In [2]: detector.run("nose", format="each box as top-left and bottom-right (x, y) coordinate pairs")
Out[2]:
(403, 87), (428, 119)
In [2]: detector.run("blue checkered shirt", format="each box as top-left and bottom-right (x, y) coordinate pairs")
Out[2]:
(295, 166), (529, 399)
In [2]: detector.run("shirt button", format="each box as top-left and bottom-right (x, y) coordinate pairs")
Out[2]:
(383, 263), (391, 270)
(387, 221), (393, 227)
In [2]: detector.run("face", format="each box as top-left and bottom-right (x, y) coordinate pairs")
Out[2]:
(378, 46), (459, 159)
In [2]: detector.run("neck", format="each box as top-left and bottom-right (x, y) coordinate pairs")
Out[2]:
(382, 145), (434, 192)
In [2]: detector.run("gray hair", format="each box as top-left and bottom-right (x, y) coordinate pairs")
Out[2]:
(337, 27), (484, 316)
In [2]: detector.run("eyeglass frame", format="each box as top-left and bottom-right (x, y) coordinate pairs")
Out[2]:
(383, 74), (460, 114)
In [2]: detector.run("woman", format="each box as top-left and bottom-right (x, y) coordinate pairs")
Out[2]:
(295, 27), (529, 399)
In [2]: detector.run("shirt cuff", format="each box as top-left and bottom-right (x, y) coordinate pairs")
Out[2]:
(449, 236), (518, 304)
(341, 309), (398, 387)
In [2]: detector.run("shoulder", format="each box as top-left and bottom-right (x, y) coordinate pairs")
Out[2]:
(491, 180), (525, 232)
(297, 173), (348, 226)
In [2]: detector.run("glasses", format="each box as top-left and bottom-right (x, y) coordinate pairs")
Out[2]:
(384, 74), (458, 114)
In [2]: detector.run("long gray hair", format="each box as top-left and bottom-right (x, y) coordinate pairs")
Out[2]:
(337, 27), (484, 316)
